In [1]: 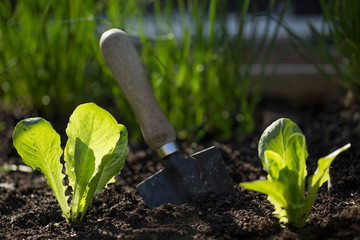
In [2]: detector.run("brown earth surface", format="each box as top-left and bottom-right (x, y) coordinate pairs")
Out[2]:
(1, 97), (360, 239)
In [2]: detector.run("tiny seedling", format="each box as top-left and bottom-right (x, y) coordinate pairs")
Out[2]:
(240, 118), (350, 227)
(12, 103), (128, 221)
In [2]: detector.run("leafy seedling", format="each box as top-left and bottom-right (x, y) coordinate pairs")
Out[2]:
(240, 118), (350, 227)
(12, 103), (128, 221)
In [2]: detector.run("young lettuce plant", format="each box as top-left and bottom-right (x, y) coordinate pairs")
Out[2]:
(12, 103), (128, 221)
(240, 118), (350, 227)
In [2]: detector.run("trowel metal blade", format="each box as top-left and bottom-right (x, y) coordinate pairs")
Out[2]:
(137, 146), (236, 209)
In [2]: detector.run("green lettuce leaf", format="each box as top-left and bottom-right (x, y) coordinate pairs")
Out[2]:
(80, 124), (128, 220)
(12, 118), (70, 220)
(258, 118), (306, 171)
(303, 143), (351, 224)
(64, 103), (127, 221)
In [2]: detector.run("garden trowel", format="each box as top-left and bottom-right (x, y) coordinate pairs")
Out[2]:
(100, 29), (236, 209)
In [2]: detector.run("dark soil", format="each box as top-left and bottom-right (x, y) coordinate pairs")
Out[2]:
(1, 97), (360, 239)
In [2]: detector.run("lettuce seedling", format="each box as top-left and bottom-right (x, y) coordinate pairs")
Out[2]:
(240, 118), (350, 227)
(12, 103), (128, 221)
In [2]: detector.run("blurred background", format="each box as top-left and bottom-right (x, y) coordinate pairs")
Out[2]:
(0, 0), (358, 142)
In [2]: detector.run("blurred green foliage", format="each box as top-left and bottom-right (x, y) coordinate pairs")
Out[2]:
(0, 0), (112, 114)
(286, 0), (360, 97)
(0, 0), (288, 141)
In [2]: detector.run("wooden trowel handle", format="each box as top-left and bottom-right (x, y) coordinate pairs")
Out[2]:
(100, 29), (176, 152)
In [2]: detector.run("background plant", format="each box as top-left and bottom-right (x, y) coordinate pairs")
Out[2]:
(0, 1), (110, 114)
(284, 0), (360, 97)
(1, 0), (289, 141)
(131, 0), (289, 140)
